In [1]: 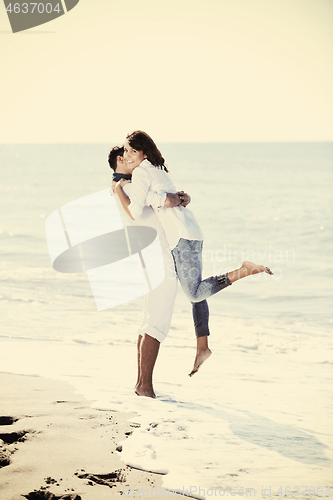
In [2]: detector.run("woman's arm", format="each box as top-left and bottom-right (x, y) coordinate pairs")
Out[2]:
(115, 180), (134, 220)
(146, 190), (191, 209)
(115, 168), (190, 218)
(126, 167), (151, 219)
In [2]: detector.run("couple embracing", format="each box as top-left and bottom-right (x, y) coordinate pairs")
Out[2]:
(109, 131), (273, 398)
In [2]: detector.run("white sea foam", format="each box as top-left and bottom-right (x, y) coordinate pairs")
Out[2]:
(0, 312), (332, 496)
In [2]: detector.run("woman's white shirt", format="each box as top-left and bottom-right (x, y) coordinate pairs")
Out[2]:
(128, 159), (203, 250)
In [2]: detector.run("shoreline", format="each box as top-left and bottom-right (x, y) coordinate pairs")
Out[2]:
(0, 372), (163, 500)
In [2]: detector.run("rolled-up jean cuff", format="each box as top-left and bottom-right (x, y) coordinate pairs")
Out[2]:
(138, 325), (165, 343)
(195, 325), (210, 338)
(217, 273), (232, 288)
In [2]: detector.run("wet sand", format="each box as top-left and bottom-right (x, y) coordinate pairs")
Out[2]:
(0, 373), (163, 500)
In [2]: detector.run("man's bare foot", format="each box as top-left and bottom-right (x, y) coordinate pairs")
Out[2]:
(135, 384), (156, 398)
(242, 260), (273, 276)
(189, 348), (212, 377)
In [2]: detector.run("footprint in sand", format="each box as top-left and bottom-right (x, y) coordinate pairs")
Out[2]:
(0, 417), (81, 500)
(23, 492), (82, 500)
(0, 430), (28, 444)
(0, 416), (18, 425)
(0, 415), (26, 469)
(74, 470), (126, 488)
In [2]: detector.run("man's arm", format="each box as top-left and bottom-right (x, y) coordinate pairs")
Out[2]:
(146, 190), (191, 209)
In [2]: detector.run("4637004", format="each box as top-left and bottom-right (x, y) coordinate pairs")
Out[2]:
(276, 486), (331, 496)
(5, 2), (62, 14)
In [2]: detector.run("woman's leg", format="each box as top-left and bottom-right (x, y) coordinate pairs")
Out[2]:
(171, 240), (273, 303)
(171, 239), (221, 376)
(172, 240), (273, 376)
(171, 239), (232, 303)
(189, 300), (212, 376)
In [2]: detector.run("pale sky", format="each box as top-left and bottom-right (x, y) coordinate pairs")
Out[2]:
(0, 0), (332, 143)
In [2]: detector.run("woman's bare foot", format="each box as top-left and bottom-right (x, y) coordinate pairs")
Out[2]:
(189, 348), (212, 377)
(227, 261), (273, 283)
(135, 384), (156, 398)
(242, 260), (273, 276)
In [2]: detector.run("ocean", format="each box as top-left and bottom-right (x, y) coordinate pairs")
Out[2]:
(1, 142), (332, 497)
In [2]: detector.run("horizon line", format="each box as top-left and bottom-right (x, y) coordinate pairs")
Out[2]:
(0, 140), (332, 145)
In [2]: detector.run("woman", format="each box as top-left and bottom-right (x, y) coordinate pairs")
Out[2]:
(115, 131), (273, 376)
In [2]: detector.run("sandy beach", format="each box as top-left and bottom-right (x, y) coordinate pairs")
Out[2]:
(0, 373), (163, 500)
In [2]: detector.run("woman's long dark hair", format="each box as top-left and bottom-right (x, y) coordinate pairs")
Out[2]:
(126, 131), (169, 172)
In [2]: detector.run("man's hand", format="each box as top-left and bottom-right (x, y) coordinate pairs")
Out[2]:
(164, 191), (191, 208)
(177, 191), (191, 207)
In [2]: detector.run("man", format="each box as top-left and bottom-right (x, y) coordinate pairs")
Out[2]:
(108, 146), (190, 398)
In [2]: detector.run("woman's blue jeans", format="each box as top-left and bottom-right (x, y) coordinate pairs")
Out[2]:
(171, 238), (231, 338)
